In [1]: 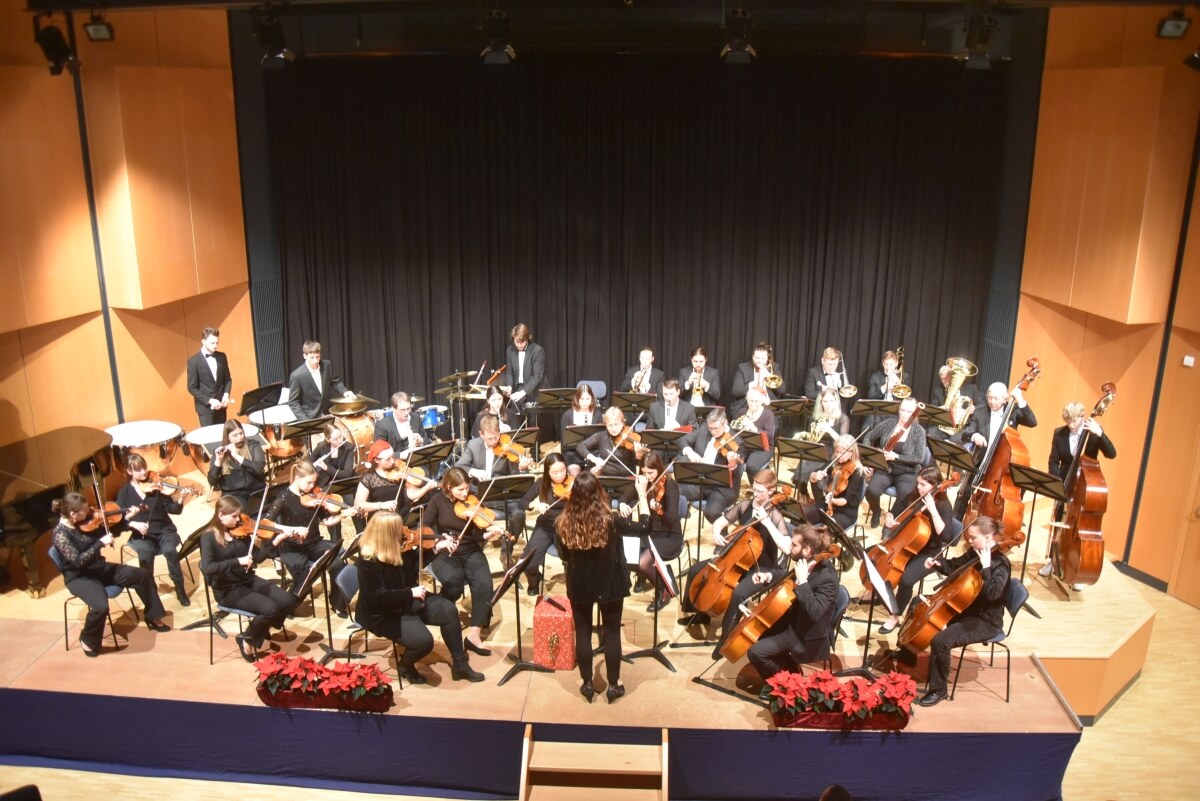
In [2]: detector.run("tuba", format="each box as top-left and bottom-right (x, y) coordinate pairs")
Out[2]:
(937, 357), (978, 435)
(892, 346), (912, 400)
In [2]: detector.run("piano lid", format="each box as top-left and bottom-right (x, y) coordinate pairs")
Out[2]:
(0, 426), (112, 507)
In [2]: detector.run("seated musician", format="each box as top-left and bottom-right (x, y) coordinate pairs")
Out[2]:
(118, 454), (189, 607)
(455, 415), (532, 556)
(914, 515), (1010, 707)
(355, 511), (484, 684)
(578, 406), (644, 478)
(806, 434), (866, 533)
(792, 387), (851, 491)
(619, 346), (664, 399)
(264, 461), (347, 603)
(963, 381), (1037, 450)
(926, 363), (980, 444)
(803, 346), (853, 402)
(354, 439), (437, 527)
(679, 469), (792, 660)
(862, 350), (909, 434)
(929, 364), (981, 410)
(51, 493), (170, 656)
(208, 420), (266, 511)
(471, 385), (519, 438)
(733, 385), (777, 477)
(747, 524), (841, 682)
(677, 408), (742, 523)
(200, 496), (297, 662)
(286, 340), (353, 421)
(310, 422), (358, 485)
(373, 391), (426, 458)
(731, 341), (783, 418)
(1038, 402), (1117, 580)
(863, 397), (928, 529)
(561, 384), (602, 477)
(680, 346), (721, 408)
(424, 467), (506, 655)
(616, 452), (682, 612)
(501, 322), (546, 421)
(520, 453), (572, 595)
(876, 466), (956, 635)
(647, 378), (697, 432)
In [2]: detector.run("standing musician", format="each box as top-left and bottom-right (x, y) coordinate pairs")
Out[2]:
(679, 346), (721, 408)
(200, 496), (297, 662)
(876, 466), (956, 635)
(501, 322), (545, 420)
(310, 422), (358, 486)
(287, 340), (354, 421)
(455, 415), (532, 553)
(424, 467), (506, 656)
(561, 384), (602, 477)
(747, 524), (841, 682)
(579, 406), (644, 478)
(731, 341), (784, 418)
(373, 392), (426, 457)
(962, 381), (1037, 452)
(519, 452), (572, 595)
(616, 452), (682, 613)
(913, 515), (1011, 707)
(619, 346), (664, 399)
(51, 492), (170, 656)
(471, 385), (519, 438)
(677, 408), (743, 523)
(355, 511), (484, 684)
(647, 378), (697, 432)
(354, 439), (437, 529)
(207, 419), (267, 511)
(118, 454), (190, 607)
(186, 326), (232, 426)
(732, 385), (777, 477)
(792, 387), (851, 491)
(806, 434), (866, 533)
(1038, 402), (1117, 580)
(678, 468), (792, 660)
(264, 461), (347, 603)
(554, 470), (631, 704)
(863, 397), (928, 529)
(862, 350), (909, 434)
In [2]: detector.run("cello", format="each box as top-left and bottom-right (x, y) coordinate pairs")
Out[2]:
(1055, 383), (1116, 587)
(859, 472), (959, 592)
(719, 542), (842, 662)
(960, 358), (1041, 539)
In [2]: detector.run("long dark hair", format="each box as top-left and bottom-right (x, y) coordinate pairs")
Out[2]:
(555, 471), (612, 551)
(538, 452), (568, 503)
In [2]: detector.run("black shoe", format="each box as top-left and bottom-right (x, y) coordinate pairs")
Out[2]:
(893, 648), (918, 667)
(175, 588), (191, 607)
(527, 582), (540, 597)
(580, 682), (595, 703)
(869, 512), (881, 528)
(235, 633), (256, 663)
(633, 577), (649, 593)
(917, 689), (947, 707)
(465, 639), (492, 657)
(399, 663), (428, 685)
(606, 683), (626, 704)
(878, 620), (898, 635)
(711, 647), (724, 662)
(679, 612), (710, 627)
(81, 643), (101, 658)
(452, 660), (485, 682)
(647, 593), (671, 613)
(146, 619), (170, 633)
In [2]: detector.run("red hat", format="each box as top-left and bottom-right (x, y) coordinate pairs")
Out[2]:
(366, 440), (394, 463)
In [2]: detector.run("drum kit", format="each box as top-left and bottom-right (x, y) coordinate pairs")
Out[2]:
(434, 368), (491, 448)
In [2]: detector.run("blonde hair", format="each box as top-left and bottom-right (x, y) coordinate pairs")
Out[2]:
(1062, 402), (1085, 424)
(291, 460), (317, 482)
(358, 512), (407, 567)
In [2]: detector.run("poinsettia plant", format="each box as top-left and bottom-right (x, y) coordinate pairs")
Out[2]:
(254, 652), (391, 700)
(761, 669), (918, 721)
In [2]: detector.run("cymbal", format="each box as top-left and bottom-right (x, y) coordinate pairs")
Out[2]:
(411, 395), (425, 403)
(434, 386), (459, 396)
(438, 370), (476, 384)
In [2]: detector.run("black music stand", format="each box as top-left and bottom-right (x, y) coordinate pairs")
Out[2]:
(770, 398), (812, 438)
(776, 438), (828, 484)
(612, 392), (656, 419)
(561, 425), (603, 457)
(843, 542), (899, 675)
(638, 429), (688, 454)
(535, 388), (576, 410)
(597, 475), (637, 504)
(239, 383), (283, 418)
(857, 445), (891, 473)
(626, 537), (678, 673)
(929, 439), (977, 476)
(673, 461), (734, 564)
(477, 474), (536, 569)
(692, 404), (720, 423)
(919, 404), (955, 430)
(489, 549), (554, 686)
(282, 416), (333, 453)
(289, 548), (340, 663)
(507, 427), (540, 458)
(1009, 463), (1067, 598)
(851, 399), (899, 419)
(407, 439), (456, 475)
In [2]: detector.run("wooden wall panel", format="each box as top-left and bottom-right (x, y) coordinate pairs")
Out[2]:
(1117, 8), (1200, 68)
(181, 284), (258, 417)
(152, 10), (231, 70)
(111, 304), (194, 427)
(0, 72), (31, 333)
(1175, 179), (1200, 336)
(1168, 416), (1200, 608)
(1131, 328), (1200, 583)
(0, 330), (35, 448)
(1011, 296), (1089, 458)
(19, 314), (118, 433)
(1043, 6), (1127, 70)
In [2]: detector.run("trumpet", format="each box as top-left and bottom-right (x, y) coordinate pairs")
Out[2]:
(837, 359), (857, 399)
(891, 346), (912, 400)
(631, 367), (648, 394)
(689, 367), (706, 405)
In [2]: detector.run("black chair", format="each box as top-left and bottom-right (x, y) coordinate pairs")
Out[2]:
(327, 564), (404, 686)
(201, 578), (262, 665)
(949, 577), (1029, 703)
(48, 545), (137, 651)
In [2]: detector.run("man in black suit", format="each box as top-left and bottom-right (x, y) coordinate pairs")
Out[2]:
(647, 379), (697, 432)
(373, 391), (426, 458)
(619, 346), (664, 399)
(730, 341), (784, 418)
(501, 322), (545, 420)
(679, 347), (721, 408)
(803, 347), (857, 414)
(455, 415), (533, 557)
(186, 327), (232, 426)
(861, 349), (910, 435)
(287, 340), (352, 421)
(962, 381), (1038, 451)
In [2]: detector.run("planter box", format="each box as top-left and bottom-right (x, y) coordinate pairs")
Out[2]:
(256, 683), (394, 713)
(771, 709), (909, 731)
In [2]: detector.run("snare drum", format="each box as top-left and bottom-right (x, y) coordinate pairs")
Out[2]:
(249, 404), (302, 459)
(183, 422), (261, 475)
(418, 404), (449, 430)
(333, 414), (376, 462)
(106, 421), (183, 475)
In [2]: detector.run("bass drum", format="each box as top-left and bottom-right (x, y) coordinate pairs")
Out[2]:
(248, 405), (302, 459)
(106, 421), (183, 475)
(183, 422), (261, 475)
(333, 413), (376, 463)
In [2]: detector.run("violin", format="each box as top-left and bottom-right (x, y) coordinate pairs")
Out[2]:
(378, 460), (431, 486)
(400, 524), (438, 552)
(300, 488), (358, 515)
(492, 433), (528, 463)
(226, 514), (291, 540)
(827, 460), (856, 516)
(551, 476), (574, 501)
(714, 430), (741, 462)
(454, 494), (498, 530)
(78, 501), (144, 534)
(136, 471), (197, 497)
(614, 425), (642, 452)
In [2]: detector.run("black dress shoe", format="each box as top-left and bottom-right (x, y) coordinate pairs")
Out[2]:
(465, 639), (492, 657)
(176, 589), (192, 607)
(81, 644), (100, 658)
(235, 633), (256, 663)
(452, 660), (485, 682)
(679, 612), (710, 627)
(633, 577), (649, 593)
(579, 682), (595, 703)
(399, 663), (428, 685)
(869, 512), (881, 529)
(647, 594), (671, 613)
(146, 619), (171, 633)
(606, 683), (625, 704)
(878, 620), (898, 635)
(917, 689), (947, 707)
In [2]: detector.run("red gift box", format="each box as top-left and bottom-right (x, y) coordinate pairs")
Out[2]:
(532, 595), (576, 670)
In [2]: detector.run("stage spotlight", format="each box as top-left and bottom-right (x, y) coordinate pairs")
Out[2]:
(84, 12), (115, 42)
(1158, 9), (1191, 39)
(720, 7), (755, 65)
(253, 12), (295, 66)
(32, 15), (76, 76)
(1186, 46), (1200, 72)
(962, 13), (997, 70)
(481, 8), (515, 65)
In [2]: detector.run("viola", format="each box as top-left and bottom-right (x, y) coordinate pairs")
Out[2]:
(400, 524), (438, 551)
(713, 430), (741, 463)
(859, 472), (959, 593)
(827, 461), (856, 516)
(454, 494), (498, 529)
(492, 433), (528, 463)
(78, 501), (144, 534)
(1055, 382), (1116, 586)
(720, 542), (842, 663)
(551, 477), (574, 501)
(614, 425), (642, 453)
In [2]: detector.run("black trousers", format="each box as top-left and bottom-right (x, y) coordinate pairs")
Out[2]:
(865, 469), (918, 517)
(748, 618), (829, 681)
(217, 576), (296, 645)
(893, 556), (938, 616)
(522, 521), (556, 582)
(679, 484), (738, 523)
(680, 561), (763, 650)
(572, 597), (624, 684)
(365, 595), (466, 665)
(197, 407), (228, 427)
(430, 549), (493, 628)
(927, 615), (1001, 693)
(66, 563), (165, 650)
(125, 532), (185, 593)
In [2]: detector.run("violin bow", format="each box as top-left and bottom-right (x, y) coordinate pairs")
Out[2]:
(246, 480), (273, 568)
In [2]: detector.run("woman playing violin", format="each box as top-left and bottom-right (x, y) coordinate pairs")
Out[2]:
(747, 524), (841, 683)
(578, 406), (644, 477)
(200, 496), (297, 662)
(264, 460), (343, 590)
(425, 467), (506, 655)
(355, 512), (484, 684)
(118, 453), (190, 607)
(877, 466), (956, 635)
(806, 434), (865, 532)
(50, 492), (169, 656)
(915, 515), (1010, 707)
(354, 440), (437, 530)
(471, 385), (518, 438)
(616, 452), (682, 613)
(519, 452), (572, 595)
(677, 408), (743, 524)
(561, 384), (602, 477)
(207, 419), (266, 510)
(793, 387), (851, 492)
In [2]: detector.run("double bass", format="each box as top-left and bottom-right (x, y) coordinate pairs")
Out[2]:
(961, 358), (1041, 539)
(859, 472), (959, 592)
(1055, 383), (1117, 587)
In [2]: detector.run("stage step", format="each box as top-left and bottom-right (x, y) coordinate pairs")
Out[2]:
(518, 724), (668, 801)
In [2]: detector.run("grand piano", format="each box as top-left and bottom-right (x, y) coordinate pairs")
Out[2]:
(0, 427), (113, 597)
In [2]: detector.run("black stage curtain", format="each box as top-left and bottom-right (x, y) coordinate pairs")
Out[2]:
(265, 53), (1008, 410)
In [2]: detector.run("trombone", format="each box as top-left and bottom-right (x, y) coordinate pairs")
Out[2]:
(763, 361), (783, 390)
(891, 346), (912, 400)
(837, 359), (857, 399)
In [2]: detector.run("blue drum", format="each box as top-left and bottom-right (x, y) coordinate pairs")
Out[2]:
(418, 405), (448, 430)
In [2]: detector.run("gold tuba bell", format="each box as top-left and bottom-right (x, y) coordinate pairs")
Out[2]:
(937, 356), (978, 435)
(892, 346), (912, 400)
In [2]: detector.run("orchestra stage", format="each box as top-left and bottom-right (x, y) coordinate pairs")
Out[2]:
(0, 467), (1129, 801)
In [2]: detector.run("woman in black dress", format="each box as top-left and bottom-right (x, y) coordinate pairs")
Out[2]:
(617, 451), (681, 612)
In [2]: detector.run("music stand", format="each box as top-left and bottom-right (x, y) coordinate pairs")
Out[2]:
(239, 383), (283, 418)
(612, 392), (656, 417)
(535, 388), (576, 410)
(770, 398), (812, 437)
(626, 537), (677, 673)
(638, 429), (688, 454)
(674, 461), (734, 564)
(692, 404), (720, 423)
(282, 416), (333, 453)
(561, 425), (603, 455)
(326, 475), (361, 498)
(848, 544), (899, 672)
(407, 439), (456, 473)
(489, 549), (555, 686)
(289, 548), (340, 662)
(597, 475), (637, 500)
(851, 400), (899, 419)
(1009, 463), (1067, 595)
(929, 439), (977, 476)
(775, 438), (828, 481)
(507, 427), (540, 455)
(857, 445), (891, 473)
